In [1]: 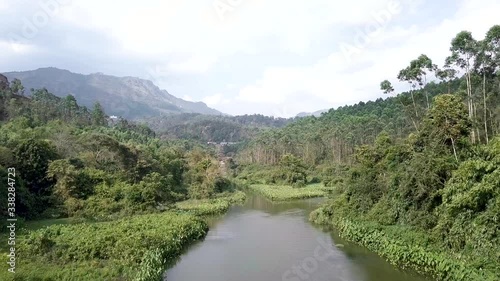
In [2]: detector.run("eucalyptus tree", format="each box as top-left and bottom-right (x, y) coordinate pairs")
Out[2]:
(397, 66), (420, 119)
(446, 31), (478, 143)
(484, 25), (500, 136)
(380, 79), (419, 131)
(380, 80), (394, 95)
(436, 67), (457, 94)
(414, 54), (438, 109)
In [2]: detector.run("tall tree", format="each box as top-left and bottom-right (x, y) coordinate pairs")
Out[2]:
(414, 54), (437, 109)
(380, 80), (394, 95)
(397, 65), (420, 119)
(446, 31), (478, 143)
(10, 79), (24, 96)
(92, 101), (107, 126)
(436, 67), (457, 94)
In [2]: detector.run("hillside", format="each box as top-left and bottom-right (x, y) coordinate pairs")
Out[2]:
(3, 67), (223, 120)
(143, 113), (295, 143)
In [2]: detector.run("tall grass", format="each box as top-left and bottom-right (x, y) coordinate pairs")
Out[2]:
(310, 207), (499, 281)
(249, 183), (332, 201)
(174, 191), (247, 215)
(0, 212), (208, 281)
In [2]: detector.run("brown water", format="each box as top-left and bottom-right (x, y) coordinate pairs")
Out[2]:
(165, 194), (430, 281)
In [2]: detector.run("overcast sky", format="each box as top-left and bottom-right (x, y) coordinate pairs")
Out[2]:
(1, 0), (499, 117)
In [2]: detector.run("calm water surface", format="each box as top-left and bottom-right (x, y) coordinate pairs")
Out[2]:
(165, 194), (430, 281)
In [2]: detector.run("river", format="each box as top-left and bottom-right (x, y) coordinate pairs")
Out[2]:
(165, 193), (430, 281)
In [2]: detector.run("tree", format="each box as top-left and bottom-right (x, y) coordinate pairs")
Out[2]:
(92, 102), (107, 126)
(278, 154), (307, 187)
(414, 54), (437, 109)
(10, 79), (24, 96)
(380, 80), (394, 95)
(476, 25), (500, 144)
(63, 94), (79, 121)
(397, 66), (420, 119)
(446, 31), (478, 143)
(423, 94), (471, 161)
(14, 138), (58, 196)
(436, 67), (457, 94)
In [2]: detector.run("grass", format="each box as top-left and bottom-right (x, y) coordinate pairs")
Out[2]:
(174, 191), (247, 215)
(248, 183), (333, 201)
(0, 212), (208, 281)
(0, 191), (247, 280)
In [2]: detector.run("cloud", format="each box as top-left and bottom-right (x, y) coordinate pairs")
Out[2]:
(2, 0), (500, 117)
(230, 0), (500, 116)
(0, 0), (8, 11)
(203, 93), (228, 107)
(183, 95), (194, 102)
(167, 55), (218, 74)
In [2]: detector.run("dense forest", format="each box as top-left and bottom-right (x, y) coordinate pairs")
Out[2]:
(0, 76), (246, 280)
(0, 81), (239, 221)
(236, 25), (500, 280)
(142, 113), (294, 143)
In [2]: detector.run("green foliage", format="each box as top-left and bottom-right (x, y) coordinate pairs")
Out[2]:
(276, 154), (308, 187)
(249, 184), (332, 201)
(91, 101), (107, 126)
(310, 212), (498, 281)
(0, 80), (235, 224)
(14, 212), (208, 280)
(144, 113), (294, 144)
(174, 191), (247, 215)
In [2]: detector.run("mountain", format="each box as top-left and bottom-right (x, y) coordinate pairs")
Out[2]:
(3, 67), (223, 119)
(295, 109), (328, 117)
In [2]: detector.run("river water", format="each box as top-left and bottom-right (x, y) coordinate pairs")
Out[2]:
(165, 194), (430, 281)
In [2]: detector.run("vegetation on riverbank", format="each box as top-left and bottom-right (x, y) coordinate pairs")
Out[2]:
(239, 26), (500, 281)
(0, 212), (208, 281)
(310, 210), (498, 281)
(248, 184), (332, 201)
(174, 191), (247, 215)
(0, 78), (244, 280)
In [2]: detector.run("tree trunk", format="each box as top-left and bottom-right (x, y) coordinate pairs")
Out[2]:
(466, 71), (476, 144)
(410, 90), (419, 118)
(451, 137), (458, 162)
(483, 72), (489, 144)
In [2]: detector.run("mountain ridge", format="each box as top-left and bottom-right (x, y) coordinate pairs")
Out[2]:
(3, 67), (223, 119)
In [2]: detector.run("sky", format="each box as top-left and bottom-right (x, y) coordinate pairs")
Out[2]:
(1, 0), (499, 117)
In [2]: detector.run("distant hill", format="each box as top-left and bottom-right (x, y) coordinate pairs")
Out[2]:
(296, 109), (328, 117)
(143, 113), (296, 143)
(3, 67), (223, 119)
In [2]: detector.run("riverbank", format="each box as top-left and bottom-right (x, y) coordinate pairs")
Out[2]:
(0, 191), (248, 281)
(0, 212), (208, 281)
(310, 207), (499, 281)
(248, 183), (333, 201)
(174, 191), (247, 215)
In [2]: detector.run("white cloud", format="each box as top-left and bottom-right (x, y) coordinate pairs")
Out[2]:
(167, 55), (218, 74)
(55, 0), (399, 60)
(203, 93), (227, 107)
(233, 0), (500, 116)
(3, 0), (500, 117)
(183, 95), (194, 102)
(0, 40), (36, 54)
(0, 0), (8, 11)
